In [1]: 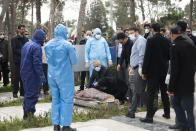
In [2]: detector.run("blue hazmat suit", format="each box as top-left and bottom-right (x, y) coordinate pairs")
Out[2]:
(85, 28), (111, 76)
(20, 29), (45, 113)
(44, 24), (78, 126)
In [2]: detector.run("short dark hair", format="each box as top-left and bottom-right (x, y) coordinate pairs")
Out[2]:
(18, 24), (25, 29)
(170, 26), (182, 34)
(117, 32), (127, 40)
(117, 26), (123, 30)
(160, 28), (166, 33)
(129, 27), (139, 32)
(177, 21), (187, 32)
(151, 23), (160, 32)
(144, 24), (151, 28)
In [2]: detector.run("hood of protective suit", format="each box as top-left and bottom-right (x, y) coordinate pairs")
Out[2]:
(32, 29), (45, 45)
(54, 24), (68, 40)
(93, 28), (102, 38)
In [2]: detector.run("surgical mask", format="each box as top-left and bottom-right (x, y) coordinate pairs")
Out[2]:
(95, 67), (101, 72)
(145, 29), (150, 34)
(0, 35), (5, 39)
(25, 35), (29, 39)
(86, 36), (90, 40)
(95, 34), (101, 39)
(129, 34), (135, 40)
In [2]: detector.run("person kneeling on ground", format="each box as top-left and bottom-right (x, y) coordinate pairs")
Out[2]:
(87, 60), (128, 103)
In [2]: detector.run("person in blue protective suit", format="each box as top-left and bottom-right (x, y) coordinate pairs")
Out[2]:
(20, 29), (46, 120)
(85, 28), (112, 76)
(44, 24), (78, 131)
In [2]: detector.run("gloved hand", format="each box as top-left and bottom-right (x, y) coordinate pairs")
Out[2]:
(165, 74), (170, 85)
(138, 68), (142, 76)
(40, 75), (46, 83)
(108, 60), (113, 67)
(85, 62), (89, 69)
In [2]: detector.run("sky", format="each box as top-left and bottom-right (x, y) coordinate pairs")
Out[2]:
(25, 0), (190, 26)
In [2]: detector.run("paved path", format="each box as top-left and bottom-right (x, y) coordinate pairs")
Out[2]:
(20, 109), (175, 131)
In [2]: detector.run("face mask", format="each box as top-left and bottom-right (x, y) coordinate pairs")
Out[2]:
(0, 35), (5, 39)
(95, 67), (101, 72)
(86, 36), (90, 40)
(129, 34), (135, 40)
(145, 29), (150, 34)
(95, 34), (101, 39)
(25, 35), (29, 39)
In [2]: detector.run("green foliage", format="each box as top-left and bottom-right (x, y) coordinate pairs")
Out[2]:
(106, 26), (115, 42)
(84, 0), (108, 32)
(113, 0), (131, 29)
(158, 6), (185, 27)
(0, 85), (12, 93)
(184, 1), (196, 21)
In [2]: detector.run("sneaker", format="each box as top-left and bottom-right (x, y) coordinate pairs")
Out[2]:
(62, 126), (76, 131)
(54, 125), (61, 131)
(140, 118), (153, 123)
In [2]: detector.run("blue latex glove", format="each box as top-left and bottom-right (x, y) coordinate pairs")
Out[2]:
(40, 75), (46, 83)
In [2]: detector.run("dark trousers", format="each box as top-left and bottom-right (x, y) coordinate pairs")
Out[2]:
(146, 74), (168, 118)
(172, 95), (195, 131)
(159, 76), (170, 116)
(13, 63), (24, 96)
(129, 68), (146, 114)
(80, 71), (86, 90)
(1, 62), (9, 85)
(42, 64), (49, 92)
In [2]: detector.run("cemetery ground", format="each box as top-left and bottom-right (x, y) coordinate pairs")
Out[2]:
(0, 82), (176, 131)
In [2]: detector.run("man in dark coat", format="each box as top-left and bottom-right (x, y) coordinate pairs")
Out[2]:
(0, 31), (9, 86)
(140, 23), (170, 123)
(20, 29), (46, 120)
(11, 24), (28, 98)
(87, 60), (128, 102)
(167, 26), (196, 131)
(186, 28), (196, 46)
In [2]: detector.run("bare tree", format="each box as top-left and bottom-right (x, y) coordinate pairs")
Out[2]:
(76, 0), (87, 44)
(21, 0), (26, 24)
(189, 0), (193, 29)
(36, 0), (41, 29)
(130, 0), (136, 27)
(48, 0), (56, 40)
(10, 0), (17, 36)
(0, 0), (11, 31)
(139, 0), (145, 21)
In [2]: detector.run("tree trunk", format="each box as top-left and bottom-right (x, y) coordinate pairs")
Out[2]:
(36, 0), (41, 29)
(48, 0), (56, 40)
(0, 0), (11, 31)
(130, 0), (136, 27)
(7, 2), (15, 86)
(21, 0), (25, 24)
(10, 0), (17, 36)
(31, 0), (34, 36)
(189, 0), (193, 29)
(76, 0), (87, 44)
(139, 0), (145, 22)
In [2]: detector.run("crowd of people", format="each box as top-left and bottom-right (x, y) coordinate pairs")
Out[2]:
(0, 20), (195, 131)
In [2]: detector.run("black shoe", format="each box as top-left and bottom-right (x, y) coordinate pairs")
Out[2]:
(162, 114), (170, 119)
(3, 84), (7, 87)
(126, 112), (135, 118)
(62, 126), (76, 131)
(20, 93), (24, 97)
(140, 118), (153, 123)
(169, 124), (182, 129)
(44, 91), (49, 95)
(23, 112), (28, 120)
(175, 128), (189, 131)
(13, 94), (18, 98)
(54, 125), (61, 131)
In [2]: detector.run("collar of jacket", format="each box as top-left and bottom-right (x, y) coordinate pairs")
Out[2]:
(174, 36), (184, 43)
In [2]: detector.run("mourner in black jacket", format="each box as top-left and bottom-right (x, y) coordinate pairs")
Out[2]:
(11, 25), (28, 98)
(87, 60), (128, 102)
(140, 23), (170, 123)
(167, 26), (196, 131)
